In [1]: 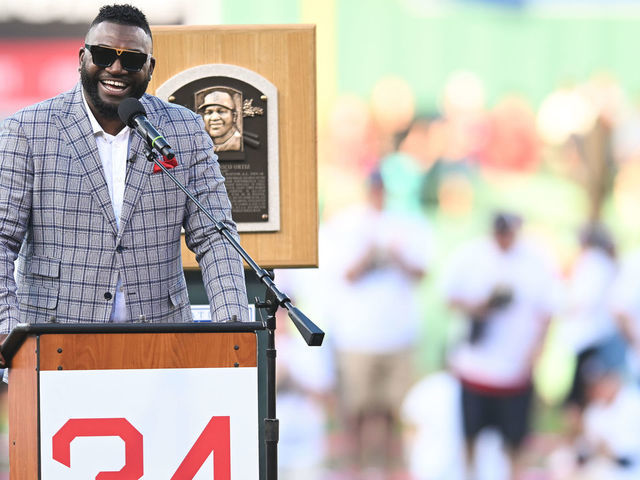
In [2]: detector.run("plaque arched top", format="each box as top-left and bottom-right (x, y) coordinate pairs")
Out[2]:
(156, 64), (278, 103)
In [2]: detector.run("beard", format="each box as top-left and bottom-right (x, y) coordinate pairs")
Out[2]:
(80, 61), (150, 120)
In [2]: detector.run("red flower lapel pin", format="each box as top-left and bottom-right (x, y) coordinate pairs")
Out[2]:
(153, 155), (178, 174)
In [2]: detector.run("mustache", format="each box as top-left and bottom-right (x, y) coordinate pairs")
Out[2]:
(79, 60), (150, 120)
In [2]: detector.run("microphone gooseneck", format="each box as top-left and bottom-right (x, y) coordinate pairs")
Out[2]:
(118, 98), (175, 160)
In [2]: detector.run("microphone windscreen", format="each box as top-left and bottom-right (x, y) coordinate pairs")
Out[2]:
(118, 98), (146, 127)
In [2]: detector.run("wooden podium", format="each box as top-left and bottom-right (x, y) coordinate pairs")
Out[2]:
(2, 322), (267, 479)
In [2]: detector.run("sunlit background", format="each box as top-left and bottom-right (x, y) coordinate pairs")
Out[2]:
(3, 0), (640, 479)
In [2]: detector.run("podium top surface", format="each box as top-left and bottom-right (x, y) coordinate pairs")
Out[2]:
(1, 322), (265, 366)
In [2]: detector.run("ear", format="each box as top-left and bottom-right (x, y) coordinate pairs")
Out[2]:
(148, 56), (156, 79)
(78, 46), (86, 69)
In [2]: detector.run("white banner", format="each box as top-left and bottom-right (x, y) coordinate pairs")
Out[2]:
(39, 367), (260, 479)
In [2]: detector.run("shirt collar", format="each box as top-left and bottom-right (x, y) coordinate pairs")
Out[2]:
(81, 90), (130, 139)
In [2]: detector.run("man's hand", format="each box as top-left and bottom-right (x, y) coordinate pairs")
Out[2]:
(449, 298), (491, 320)
(345, 244), (379, 283)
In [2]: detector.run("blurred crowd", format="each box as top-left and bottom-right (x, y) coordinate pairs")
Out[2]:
(272, 71), (640, 480)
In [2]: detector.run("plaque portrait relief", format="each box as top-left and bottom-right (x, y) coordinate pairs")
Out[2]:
(196, 87), (244, 153)
(156, 65), (280, 233)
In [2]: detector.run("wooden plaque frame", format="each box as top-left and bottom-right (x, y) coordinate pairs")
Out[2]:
(149, 25), (318, 269)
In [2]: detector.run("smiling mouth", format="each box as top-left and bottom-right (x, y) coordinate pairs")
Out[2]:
(100, 79), (129, 95)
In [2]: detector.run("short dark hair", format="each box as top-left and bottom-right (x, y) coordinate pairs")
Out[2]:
(579, 222), (615, 257)
(492, 211), (521, 234)
(89, 4), (152, 40)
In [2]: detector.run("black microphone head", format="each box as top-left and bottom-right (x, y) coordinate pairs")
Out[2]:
(118, 97), (146, 128)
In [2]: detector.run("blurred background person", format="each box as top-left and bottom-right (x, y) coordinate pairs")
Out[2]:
(275, 307), (334, 480)
(610, 248), (640, 381)
(322, 170), (432, 479)
(443, 212), (557, 480)
(552, 352), (640, 480)
(401, 370), (466, 480)
(559, 223), (625, 439)
(269, 267), (335, 480)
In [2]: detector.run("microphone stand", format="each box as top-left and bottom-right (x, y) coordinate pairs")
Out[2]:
(142, 142), (324, 480)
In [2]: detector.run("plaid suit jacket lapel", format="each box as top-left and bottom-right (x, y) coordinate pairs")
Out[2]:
(118, 95), (168, 239)
(118, 130), (151, 240)
(53, 85), (119, 235)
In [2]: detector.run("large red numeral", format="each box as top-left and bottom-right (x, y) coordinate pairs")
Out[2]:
(51, 416), (231, 479)
(52, 418), (143, 480)
(171, 416), (231, 480)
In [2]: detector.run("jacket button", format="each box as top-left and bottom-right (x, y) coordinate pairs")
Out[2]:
(104, 292), (113, 300)
(116, 245), (124, 253)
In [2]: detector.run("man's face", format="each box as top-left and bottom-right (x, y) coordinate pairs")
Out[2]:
(494, 229), (516, 252)
(202, 92), (236, 142)
(79, 21), (155, 121)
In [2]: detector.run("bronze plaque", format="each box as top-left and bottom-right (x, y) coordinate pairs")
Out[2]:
(156, 65), (280, 232)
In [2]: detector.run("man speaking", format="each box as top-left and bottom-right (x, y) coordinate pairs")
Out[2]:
(0, 4), (250, 337)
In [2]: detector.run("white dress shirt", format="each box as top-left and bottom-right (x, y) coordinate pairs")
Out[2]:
(82, 93), (129, 322)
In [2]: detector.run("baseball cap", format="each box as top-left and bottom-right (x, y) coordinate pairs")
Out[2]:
(198, 90), (235, 112)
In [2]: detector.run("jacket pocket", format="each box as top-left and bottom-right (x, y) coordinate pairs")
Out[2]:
(17, 284), (58, 309)
(142, 168), (187, 197)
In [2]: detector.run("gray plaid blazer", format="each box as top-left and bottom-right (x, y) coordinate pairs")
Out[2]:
(0, 83), (250, 333)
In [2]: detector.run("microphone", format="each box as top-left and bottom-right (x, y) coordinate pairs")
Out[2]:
(118, 98), (175, 160)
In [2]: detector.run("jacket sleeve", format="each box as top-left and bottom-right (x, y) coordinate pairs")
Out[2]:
(0, 117), (33, 333)
(182, 115), (250, 322)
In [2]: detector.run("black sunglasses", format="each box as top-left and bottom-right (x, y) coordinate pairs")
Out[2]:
(84, 44), (150, 72)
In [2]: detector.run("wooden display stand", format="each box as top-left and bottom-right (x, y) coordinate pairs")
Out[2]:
(3, 322), (265, 479)
(149, 25), (318, 269)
